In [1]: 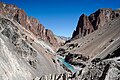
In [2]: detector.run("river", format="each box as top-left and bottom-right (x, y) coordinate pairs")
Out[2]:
(58, 57), (76, 73)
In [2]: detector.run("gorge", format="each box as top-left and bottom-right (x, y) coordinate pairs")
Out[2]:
(0, 2), (120, 80)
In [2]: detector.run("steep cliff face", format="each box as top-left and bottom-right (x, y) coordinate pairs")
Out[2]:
(89, 8), (113, 30)
(72, 14), (94, 39)
(0, 2), (58, 47)
(72, 8), (120, 40)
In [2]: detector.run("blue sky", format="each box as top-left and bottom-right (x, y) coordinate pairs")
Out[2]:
(1, 0), (120, 37)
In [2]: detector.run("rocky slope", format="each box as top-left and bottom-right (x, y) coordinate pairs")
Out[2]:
(72, 8), (120, 40)
(0, 14), (67, 80)
(0, 2), (64, 48)
(57, 9), (120, 80)
(60, 14), (120, 58)
(0, 2), (69, 80)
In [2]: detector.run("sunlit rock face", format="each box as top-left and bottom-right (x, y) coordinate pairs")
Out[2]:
(72, 14), (94, 39)
(0, 36), (33, 80)
(89, 8), (112, 30)
(0, 2), (59, 48)
(72, 8), (120, 40)
(0, 14), (64, 80)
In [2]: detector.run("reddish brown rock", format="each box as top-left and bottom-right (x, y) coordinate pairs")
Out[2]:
(89, 8), (120, 30)
(28, 17), (40, 35)
(14, 9), (28, 28)
(89, 8), (113, 30)
(0, 2), (58, 47)
(45, 29), (58, 46)
(72, 8), (120, 40)
(72, 14), (94, 39)
(28, 17), (58, 47)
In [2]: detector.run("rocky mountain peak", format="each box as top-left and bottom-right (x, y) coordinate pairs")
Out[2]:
(0, 2), (59, 47)
(71, 8), (120, 40)
(72, 14), (94, 39)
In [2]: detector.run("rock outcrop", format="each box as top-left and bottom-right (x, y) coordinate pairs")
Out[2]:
(72, 8), (120, 40)
(0, 2), (58, 47)
(89, 8), (113, 30)
(72, 14), (94, 39)
(79, 56), (120, 80)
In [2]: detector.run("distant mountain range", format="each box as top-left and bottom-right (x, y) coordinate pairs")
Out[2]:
(57, 36), (71, 41)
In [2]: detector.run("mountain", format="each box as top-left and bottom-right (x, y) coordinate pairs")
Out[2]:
(72, 8), (120, 40)
(57, 36), (71, 41)
(0, 2), (120, 80)
(0, 2), (68, 80)
(57, 9), (120, 80)
(0, 2), (62, 48)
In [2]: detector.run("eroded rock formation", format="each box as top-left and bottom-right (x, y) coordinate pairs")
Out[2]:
(72, 8), (120, 40)
(72, 14), (94, 39)
(0, 2), (58, 47)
